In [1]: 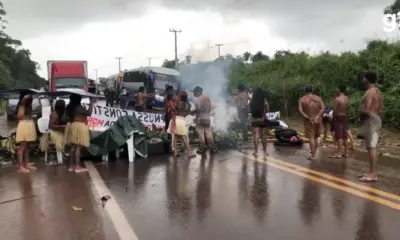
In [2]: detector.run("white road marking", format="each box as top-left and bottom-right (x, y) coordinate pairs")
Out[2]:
(85, 161), (139, 240)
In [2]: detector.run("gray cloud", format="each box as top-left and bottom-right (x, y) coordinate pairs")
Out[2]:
(2, 0), (396, 51)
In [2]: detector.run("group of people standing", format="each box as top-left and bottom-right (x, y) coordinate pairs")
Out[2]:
(298, 71), (382, 182)
(104, 86), (154, 111)
(15, 92), (94, 173)
(163, 85), (217, 158)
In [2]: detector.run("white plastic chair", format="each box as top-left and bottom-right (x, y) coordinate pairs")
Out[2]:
(37, 117), (63, 164)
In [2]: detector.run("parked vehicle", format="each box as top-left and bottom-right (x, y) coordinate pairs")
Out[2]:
(47, 60), (88, 92)
(6, 94), (42, 120)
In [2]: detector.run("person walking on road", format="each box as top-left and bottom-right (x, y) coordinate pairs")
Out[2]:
(119, 87), (129, 109)
(66, 94), (94, 173)
(329, 84), (349, 158)
(298, 85), (325, 161)
(104, 88), (115, 107)
(358, 72), (382, 182)
(249, 88), (269, 158)
(191, 86), (217, 154)
(234, 83), (250, 141)
(164, 85), (175, 131)
(15, 93), (37, 173)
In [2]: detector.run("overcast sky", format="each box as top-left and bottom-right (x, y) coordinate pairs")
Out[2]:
(2, 0), (398, 79)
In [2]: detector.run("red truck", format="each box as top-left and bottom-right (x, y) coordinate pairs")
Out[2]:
(47, 60), (88, 91)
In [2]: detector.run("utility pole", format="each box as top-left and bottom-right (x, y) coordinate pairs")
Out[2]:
(115, 57), (123, 72)
(94, 69), (98, 94)
(215, 43), (223, 58)
(169, 29), (181, 68)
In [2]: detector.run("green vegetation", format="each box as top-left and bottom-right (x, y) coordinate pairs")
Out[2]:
(229, 40), (397, 127)
(0, 2), (45, 89)
(165, 40), (400, 129)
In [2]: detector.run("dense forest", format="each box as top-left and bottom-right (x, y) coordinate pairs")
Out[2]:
(0, 2), (46, 89)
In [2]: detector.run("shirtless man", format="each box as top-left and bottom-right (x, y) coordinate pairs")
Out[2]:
(330, 84), (349, 158)
(235, 83), (250, 141)
(191, 86), (217, 154)
(359, 72), (382, 182)
(298, 85), (325, 160)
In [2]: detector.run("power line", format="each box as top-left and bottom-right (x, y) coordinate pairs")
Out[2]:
(169, 29), (181, 68)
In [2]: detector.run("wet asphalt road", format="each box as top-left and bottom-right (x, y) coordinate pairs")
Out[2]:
(1, 144), (400, 239)
(1, 100), (400, 239)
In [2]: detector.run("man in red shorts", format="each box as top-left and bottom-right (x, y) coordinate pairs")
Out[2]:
(330, 84), (349, 158)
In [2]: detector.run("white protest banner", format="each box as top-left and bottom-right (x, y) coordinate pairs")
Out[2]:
(82, 104), (216, 130)
(81, 104), (165, 129)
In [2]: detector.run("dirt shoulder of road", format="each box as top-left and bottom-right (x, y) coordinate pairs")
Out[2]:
(285, 118), (400, 159)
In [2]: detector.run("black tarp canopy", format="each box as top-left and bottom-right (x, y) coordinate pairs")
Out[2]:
(88, 115), (148, 157)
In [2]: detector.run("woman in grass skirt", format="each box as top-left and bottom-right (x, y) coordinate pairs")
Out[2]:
(49, 100), (67, 164)
(16, 93), (37, 172)
(171, 91), (196, 158)
(65, 94), (94, 173)
(63, 95), (75, 150)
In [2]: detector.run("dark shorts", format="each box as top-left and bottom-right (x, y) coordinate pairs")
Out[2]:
(135, 106), (144, 112)
(333, 115), (348, 140)
(323, 117), (331, 125)
(251, 119), (267, 128)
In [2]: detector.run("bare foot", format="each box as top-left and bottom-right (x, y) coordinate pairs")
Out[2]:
(306, 156), (316, 161)
(18, 165), (30, 173)
(26, 164), (37, 171)
(358, 174), (377, 182)
(188, 153), (196, 158)
(75, 167), (88, 173)
(329, 155), (342, 159)
(68, 165), (76, 172)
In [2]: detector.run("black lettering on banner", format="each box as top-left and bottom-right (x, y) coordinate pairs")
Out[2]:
(110, 108), (116, 118)
(104, 121), (110, 127)
(110, 121), (115, 126)
(104, 107), (110, 117)
(96, 105), (102, 115)
(154, 114), (161, 123)
(136, 112), (143, 121)
(116, 109), (122, 118)
(122, 110), (128, 116)
(143, 113), (149, 122)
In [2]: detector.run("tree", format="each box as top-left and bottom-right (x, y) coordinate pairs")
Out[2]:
(162, 59), (177, 68)
(243, 51), (251, 61)
(0, 1), (45, 89)
(251, 51), (269, 62)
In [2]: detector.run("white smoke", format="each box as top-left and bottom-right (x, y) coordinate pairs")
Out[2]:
(178, 60), (238, 133)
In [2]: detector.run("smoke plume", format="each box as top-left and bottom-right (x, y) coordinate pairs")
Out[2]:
(178, 60), (238, 133)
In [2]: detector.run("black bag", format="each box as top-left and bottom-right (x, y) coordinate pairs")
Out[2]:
(275, 129), (298, 139)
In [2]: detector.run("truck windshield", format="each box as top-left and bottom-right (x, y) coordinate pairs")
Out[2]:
(54, 77), (86, 88)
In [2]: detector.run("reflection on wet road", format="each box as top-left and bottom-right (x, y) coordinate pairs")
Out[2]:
(1, 99), (400, 239)
(94, 145), (400, 240)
